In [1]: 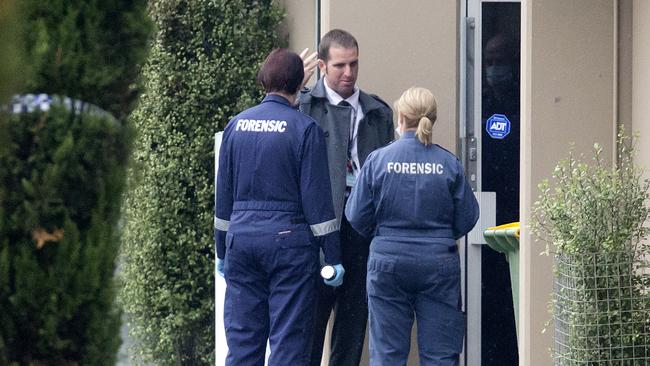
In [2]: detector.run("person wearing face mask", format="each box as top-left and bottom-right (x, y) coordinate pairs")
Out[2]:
(485, 63), (512, 90)
(483, 32), (518, 114)
(215, 48), (344, 365)
(298, 29), (394, 366)
(345, 87), (479, 366)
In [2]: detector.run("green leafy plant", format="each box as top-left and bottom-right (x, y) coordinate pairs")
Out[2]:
(119, 1), (284, 364)
(533, 131), (649, 255)
(532, 129), (650, 365)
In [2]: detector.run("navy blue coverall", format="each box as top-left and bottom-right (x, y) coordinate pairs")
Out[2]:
(345, 131), (479, 366)
(215, 94), (341, 365)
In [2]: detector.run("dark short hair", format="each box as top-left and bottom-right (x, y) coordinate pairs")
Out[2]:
(257, 48), (304, 95)
(318, 29), (358, 61)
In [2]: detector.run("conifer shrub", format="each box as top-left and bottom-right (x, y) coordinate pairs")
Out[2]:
(0, 101), (131, 365)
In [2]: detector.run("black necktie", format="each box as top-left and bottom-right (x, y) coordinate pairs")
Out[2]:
(338, 100), (354, 158)
(338, 100), (357, 175)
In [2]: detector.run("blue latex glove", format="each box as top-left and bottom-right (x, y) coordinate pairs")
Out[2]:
(324, 264), (345, 287)
(216, 258), (225, 277)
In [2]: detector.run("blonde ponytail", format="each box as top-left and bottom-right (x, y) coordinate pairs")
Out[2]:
(416, 116), (433, 145)
(394, 87), (438, 145)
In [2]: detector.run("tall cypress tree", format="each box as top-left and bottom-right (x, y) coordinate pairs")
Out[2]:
(120, 1), (283, 364)
(0, 1), (149, 364)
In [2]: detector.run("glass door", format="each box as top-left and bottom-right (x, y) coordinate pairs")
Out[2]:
(461, 1), (520, 365)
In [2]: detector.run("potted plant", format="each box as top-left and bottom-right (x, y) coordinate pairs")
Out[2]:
(532, 129), (650, 365)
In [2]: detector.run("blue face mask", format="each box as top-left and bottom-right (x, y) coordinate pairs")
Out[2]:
(485, 65), (513, 87)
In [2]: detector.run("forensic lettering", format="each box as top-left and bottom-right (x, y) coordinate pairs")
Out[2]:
(387, 162), (444, 175)
(235, 119), (287, 133)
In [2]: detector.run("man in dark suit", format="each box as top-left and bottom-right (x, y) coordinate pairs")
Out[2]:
(299, 29), (394, 366)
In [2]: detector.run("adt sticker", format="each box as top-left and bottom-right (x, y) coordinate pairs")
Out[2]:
(486, 114), (511, 139)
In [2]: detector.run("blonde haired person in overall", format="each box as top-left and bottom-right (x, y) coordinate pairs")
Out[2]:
(345, 87), (479, 365)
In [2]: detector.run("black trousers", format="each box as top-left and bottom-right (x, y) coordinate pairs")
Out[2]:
(310, 215), (371, 366)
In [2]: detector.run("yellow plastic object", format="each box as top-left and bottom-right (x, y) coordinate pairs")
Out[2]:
(483, 222), (520, 339)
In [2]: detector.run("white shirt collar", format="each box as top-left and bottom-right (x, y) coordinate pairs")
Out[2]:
(323, 79), (361, 112)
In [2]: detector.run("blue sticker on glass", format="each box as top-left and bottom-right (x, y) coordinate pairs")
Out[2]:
(486, 114), (511, 139)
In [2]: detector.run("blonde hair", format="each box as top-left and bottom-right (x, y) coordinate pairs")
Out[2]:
(394, 87), (438, 145)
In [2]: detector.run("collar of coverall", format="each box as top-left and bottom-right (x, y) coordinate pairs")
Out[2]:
(401, 130), (416, 139)
(262, 94), (291, 106)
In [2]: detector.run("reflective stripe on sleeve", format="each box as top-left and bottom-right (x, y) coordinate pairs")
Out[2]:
(310, 218), (339, 237)
(214, 217), (230, 231)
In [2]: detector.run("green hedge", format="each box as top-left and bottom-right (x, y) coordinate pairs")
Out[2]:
(0, 104), (131, 365)
(120, 0), (284, 364)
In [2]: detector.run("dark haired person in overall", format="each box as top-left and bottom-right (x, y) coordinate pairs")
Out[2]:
(346, 87), (479, 366)
(299, 29), (394, 366)
(215, 48), (344, 365)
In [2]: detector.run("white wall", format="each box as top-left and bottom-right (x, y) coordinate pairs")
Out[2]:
(520, 1), (616, 365)
(633, 0), (650, 174)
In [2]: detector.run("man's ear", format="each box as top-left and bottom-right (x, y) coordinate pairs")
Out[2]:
(318, 59), (327, 75)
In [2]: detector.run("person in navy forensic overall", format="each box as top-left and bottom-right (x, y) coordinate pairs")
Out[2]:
(345, 87), (479, 366)
(214, 49), (345, 366)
